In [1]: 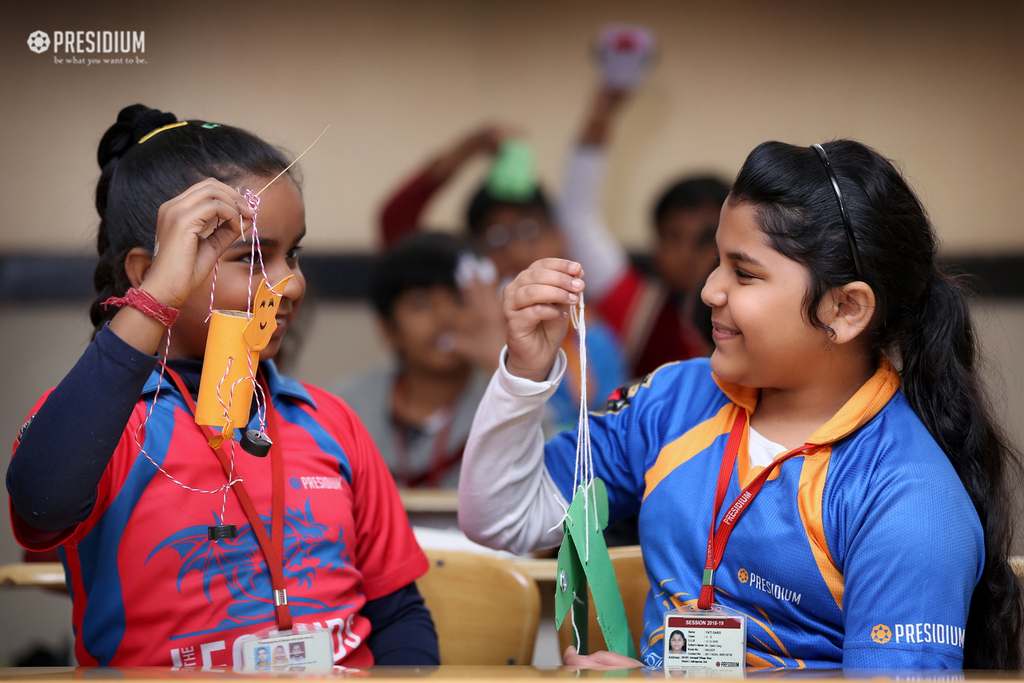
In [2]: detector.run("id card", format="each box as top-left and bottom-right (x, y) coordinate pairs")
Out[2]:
(663, 603), (746, 675)
(235, 628), (334, 673)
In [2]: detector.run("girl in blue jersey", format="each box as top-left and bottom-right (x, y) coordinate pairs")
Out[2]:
(460, 140), (1023, 669)
(7, 105), (438, 667)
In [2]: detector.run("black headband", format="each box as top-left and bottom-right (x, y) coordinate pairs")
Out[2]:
(812, 143), (864, 278)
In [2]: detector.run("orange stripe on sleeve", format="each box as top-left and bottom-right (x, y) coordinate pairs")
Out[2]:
(797, 447), (844, 610)
(644, 403), (741, 501)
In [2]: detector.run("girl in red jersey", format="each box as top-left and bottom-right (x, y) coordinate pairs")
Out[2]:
(8, 105), (438, 668)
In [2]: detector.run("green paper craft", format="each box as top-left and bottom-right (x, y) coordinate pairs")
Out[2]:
(486, 141), (537, 202)
(554, 478), (636, 658)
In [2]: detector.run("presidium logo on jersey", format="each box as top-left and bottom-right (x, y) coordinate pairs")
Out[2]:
(871, 623), (965, 648)
(737, 567), (802, 605)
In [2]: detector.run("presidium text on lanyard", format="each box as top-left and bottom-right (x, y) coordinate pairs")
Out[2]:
(698, 411), (817, 610)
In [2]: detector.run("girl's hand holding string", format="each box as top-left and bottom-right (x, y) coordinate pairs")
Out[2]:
(109, 179), (254, 355)
(141, 178), (254, 307)
(502, 258), (585, 382)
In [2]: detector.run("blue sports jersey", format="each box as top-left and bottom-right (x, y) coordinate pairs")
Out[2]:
(543, 357), (982, 669)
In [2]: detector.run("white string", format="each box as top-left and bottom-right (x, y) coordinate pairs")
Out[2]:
(568, 293), (598, 563)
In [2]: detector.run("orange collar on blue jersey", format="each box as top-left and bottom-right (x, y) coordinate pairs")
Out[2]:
(712, 356), (900, 447)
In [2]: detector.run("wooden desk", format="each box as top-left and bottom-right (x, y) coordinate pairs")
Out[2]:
(0, 665), (1019, 681)
(0, 562), (65, 590)
(399, 489), (459, 514)
(508, 557), (556, 584)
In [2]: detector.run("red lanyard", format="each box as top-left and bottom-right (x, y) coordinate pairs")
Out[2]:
(697, 411), (813, 610)
(164, 366), (293, 631)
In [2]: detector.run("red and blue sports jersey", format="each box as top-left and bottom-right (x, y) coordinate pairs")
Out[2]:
(12, 361), (427, 668)
(543, 357), (982, 669)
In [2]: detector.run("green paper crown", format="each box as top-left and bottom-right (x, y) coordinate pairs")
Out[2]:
(486, 141), (538, 202)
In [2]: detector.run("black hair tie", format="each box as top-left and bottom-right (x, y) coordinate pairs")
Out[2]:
(131, 109), (178, 144)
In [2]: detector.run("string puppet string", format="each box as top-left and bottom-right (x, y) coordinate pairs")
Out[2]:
(564, 291), (601, 651)
(569, 293), (600, 562)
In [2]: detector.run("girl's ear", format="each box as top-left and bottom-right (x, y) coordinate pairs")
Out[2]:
(825, 281), (876, 345)
(123, 247), (153, 289)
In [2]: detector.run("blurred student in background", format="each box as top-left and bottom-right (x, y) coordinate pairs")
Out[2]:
(559, 26), (729, 378)
(377, 127), (626, 433)
(333, 233), (504, 488)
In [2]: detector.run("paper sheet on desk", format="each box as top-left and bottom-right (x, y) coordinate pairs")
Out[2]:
(412, 526), (519, 558)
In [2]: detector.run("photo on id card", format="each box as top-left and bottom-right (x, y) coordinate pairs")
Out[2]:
(237, 629), (334, 672)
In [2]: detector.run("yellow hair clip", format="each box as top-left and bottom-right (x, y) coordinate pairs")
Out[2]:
(137, 121), (188, 144)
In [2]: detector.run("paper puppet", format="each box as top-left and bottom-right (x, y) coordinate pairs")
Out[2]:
(554, 478), (636, 658)
(195, 275), (293, 448)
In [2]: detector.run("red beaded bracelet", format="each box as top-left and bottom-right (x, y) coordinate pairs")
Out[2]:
(102, 287), (180, 328)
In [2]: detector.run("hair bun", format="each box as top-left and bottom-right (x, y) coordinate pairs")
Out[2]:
(97, 104), (177, 169)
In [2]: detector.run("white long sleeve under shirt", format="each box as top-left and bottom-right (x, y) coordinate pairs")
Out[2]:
(457, 349), (571, 555)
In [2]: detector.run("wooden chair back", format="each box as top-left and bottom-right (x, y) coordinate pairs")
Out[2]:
(556, 545), (648, 656)
(418, 550), (541, 665)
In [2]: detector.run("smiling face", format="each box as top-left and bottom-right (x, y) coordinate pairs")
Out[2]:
(170, 176), (306, 360)
(669, 631), (684, 653)
(701, 200), (833, 391)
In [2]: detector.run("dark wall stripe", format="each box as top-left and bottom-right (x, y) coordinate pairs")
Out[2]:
(2, 252), (1022, 303)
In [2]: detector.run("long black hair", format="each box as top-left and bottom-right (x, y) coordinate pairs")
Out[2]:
(730, 139), (1023, 669)
(91, 104), (295, 329)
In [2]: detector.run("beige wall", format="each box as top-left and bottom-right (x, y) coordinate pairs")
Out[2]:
(1, 0), (1022, 254)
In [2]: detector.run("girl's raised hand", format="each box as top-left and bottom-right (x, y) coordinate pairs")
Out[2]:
(140, 178), (255, 308)
(502, 258), (585, 382)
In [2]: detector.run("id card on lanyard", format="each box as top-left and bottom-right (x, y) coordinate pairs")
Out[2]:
(166, 367), (334, 672)
(662, 411), (813, 672)
(663, 604), (747, 674)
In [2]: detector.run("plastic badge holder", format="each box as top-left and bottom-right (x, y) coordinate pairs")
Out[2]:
(662, 603), (746, 676)
(234, 625), (334, 673)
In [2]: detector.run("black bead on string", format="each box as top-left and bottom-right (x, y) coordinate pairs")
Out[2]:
(208, 524), (237, 540)
(240, 430), (272, 457)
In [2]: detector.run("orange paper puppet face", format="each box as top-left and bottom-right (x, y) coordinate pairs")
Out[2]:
(242, 275), (294, 351)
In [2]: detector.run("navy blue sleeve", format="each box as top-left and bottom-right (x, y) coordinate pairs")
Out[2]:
(7, 324), (157, 532)
(360, 582), (439, 665)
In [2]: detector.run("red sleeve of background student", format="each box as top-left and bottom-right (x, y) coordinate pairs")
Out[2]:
(309, 386), (428, 600)
(379, 168), (443, 248)
(594, 265), (647, 339)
